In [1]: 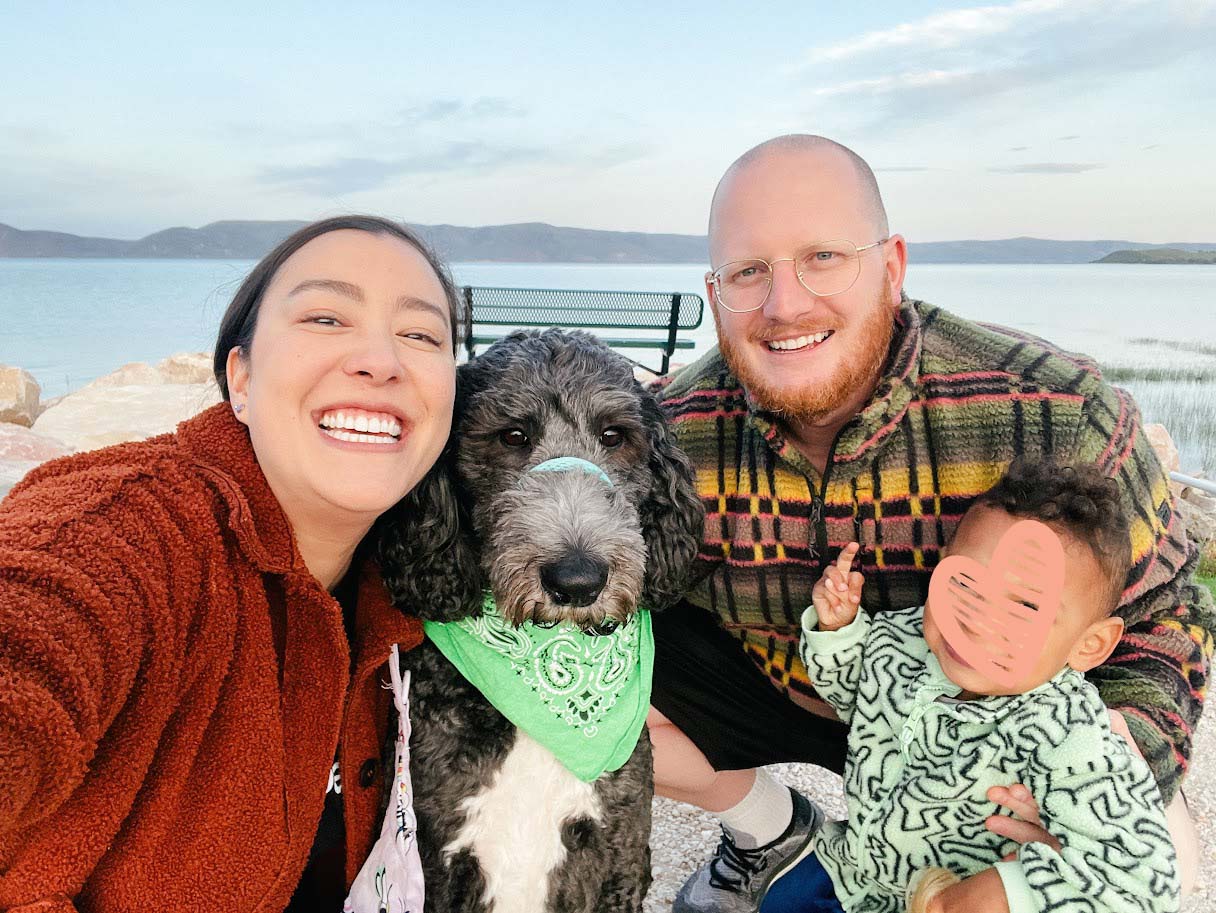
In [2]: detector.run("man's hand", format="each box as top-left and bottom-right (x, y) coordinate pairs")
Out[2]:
(811, 542), (864, 632)
(985, 783), (1061, 858)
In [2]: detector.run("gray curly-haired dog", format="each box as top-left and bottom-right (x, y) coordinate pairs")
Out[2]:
(378, 329), (704, 913)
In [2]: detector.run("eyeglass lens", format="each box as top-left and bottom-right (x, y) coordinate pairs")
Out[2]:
(715, 240), (863, 312)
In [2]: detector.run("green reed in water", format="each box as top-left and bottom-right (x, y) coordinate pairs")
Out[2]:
(1107, 374), (1216, 474)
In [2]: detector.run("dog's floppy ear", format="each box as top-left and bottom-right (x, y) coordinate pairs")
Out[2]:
(638, 389), (705, 609)
(375, 440), (484, 621)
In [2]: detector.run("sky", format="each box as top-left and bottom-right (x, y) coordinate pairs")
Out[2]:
(2, 0), (1213, 243)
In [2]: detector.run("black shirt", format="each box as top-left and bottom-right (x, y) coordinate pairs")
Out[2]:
(284, 572), (360, 911)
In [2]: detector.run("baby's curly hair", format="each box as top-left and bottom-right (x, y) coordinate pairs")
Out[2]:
(970, 460), (1132, 615)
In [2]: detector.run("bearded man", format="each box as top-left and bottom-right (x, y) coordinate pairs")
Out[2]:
(649, 135), (1210, 913)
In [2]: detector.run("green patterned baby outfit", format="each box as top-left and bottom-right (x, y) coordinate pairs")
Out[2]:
(423, 599), (653, 781)
(799, 605), (1179, 913)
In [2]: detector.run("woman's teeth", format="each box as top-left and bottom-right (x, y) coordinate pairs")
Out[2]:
(767, 330), (833, 352)
(318, 409), (402, 443)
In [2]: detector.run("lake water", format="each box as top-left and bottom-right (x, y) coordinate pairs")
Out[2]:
(2, 260), (1213, 470)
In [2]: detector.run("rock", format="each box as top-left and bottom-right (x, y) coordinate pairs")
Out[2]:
(81, 352), (213, 391)
(0, 365), (41, 427)
(1180, 498), (1216, 547)
(32, 382), (221, 452)
(0, 422), (72, 462)
(156, 353), (215, 385)
(1144, 423), (1183, 498)
(0, 422), (72, 499)
(79, 362), (166, 389)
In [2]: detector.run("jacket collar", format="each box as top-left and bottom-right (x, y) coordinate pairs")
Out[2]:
(177, 403), (421, 655)
(745, 299), (924, 480)
(176, 403), (300, 575)
(916, 646), (1080, 723)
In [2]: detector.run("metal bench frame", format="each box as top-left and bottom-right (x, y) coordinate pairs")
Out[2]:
(460, 286), (704, 376)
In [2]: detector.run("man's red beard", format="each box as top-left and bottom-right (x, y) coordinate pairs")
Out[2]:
(717, 285), (897, 424)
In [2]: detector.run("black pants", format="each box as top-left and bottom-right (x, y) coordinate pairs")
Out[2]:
(651, 600), (849, 775)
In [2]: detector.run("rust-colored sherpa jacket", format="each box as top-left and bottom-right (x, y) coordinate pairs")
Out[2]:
(0, 404), (423, 913)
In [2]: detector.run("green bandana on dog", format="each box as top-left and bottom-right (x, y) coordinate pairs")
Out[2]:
(423, 598), (653, 782)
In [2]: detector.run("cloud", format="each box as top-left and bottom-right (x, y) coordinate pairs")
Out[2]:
(401, 97), (527, 124)
(258, 141), (649, 195)
(875, 166), (934, 172)
(1009, 145), (1030, 151)
(260, 142), (555, 194)
(0, 124), (65, 146)
(798, 0), (1216, 126)
(807, 0), (1080, 62)
(812, 68), (977, 98)
(989, 162), (1105, 173)
(222, 97), (529, 149)
(1057, 134), (1081, 140)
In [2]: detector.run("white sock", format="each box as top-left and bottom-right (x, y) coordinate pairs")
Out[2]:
(718, 770), (794, 850)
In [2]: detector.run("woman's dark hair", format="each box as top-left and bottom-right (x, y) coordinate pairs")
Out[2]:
(212, 215), (462, 399)
(970, 460), (1132, 615)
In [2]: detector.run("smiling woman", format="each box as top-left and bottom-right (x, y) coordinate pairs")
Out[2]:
(0, 216), (460, 912)
(221, 224), (457, 589)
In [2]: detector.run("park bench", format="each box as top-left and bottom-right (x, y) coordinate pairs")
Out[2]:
(459, 286), (704, 376)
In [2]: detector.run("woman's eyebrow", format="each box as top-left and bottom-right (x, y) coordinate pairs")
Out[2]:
(287, 280), (447, 325)
(397, 295), (450, 325)
(288, 278), (363, 300)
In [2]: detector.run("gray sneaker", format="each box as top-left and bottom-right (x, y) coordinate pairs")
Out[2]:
(672, 788), (825, 913)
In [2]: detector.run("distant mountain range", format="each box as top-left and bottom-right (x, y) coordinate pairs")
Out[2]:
(2, 220), (1214, 264)
(1097, 248), (1216, 264)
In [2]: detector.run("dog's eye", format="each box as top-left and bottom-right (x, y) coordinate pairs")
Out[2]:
(499, 428), (530, 447)
(599, 427), (625, 448)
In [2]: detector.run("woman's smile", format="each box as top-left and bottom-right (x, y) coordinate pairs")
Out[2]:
(316, 405), (408, 448)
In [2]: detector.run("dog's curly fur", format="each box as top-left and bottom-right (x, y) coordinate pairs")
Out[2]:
(376, 329), (703, 913)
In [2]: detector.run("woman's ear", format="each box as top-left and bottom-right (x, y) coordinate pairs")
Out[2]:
(1069, 615), (1125, 672)
(226, 346), (250, 425)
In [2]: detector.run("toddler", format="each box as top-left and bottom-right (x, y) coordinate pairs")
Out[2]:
(775, 461), (1179, 913)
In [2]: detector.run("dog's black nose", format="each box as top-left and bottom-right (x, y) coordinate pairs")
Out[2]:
(540, 553), (609, 608)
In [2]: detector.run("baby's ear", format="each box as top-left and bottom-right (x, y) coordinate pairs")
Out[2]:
(1068, 615), (1125, 672)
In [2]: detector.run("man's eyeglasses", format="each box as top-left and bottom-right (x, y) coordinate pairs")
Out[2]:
(707, 238), (889, 313)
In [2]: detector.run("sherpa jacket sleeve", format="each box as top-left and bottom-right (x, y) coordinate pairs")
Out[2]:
(0, 461), (201, 843)
(797, 605), (871, 725)
(991, 720), (1180, 913)
(1070, 379), (1216, 802)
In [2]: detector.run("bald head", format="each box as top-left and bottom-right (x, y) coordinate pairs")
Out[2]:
(709, 135), (889, 248)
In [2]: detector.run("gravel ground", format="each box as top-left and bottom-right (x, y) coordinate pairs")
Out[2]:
(645, 712), (1215, 912)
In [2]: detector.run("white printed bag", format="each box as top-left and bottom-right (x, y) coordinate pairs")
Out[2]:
(344, 644), (426, 913)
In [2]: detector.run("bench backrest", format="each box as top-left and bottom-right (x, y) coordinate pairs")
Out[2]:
(460, 286), (703, 331)
(459, 286), (705, 374)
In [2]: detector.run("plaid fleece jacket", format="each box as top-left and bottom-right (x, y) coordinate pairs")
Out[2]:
(656, 298), (1215, 800)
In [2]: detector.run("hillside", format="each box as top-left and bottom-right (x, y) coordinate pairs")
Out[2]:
(2, 221), (1215, 264)
(1096, 248), (1216, 264)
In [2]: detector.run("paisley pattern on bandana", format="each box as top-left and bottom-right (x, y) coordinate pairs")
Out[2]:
(424, 599), (653, 781)
(458, 605), (640, 736)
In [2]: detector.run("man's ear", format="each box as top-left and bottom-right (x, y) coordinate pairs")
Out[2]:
(226, 346), (250, 426)
(703, 273), (723, 330)
(884, 233), (908, 306)
(1069, 615), (1125, 672)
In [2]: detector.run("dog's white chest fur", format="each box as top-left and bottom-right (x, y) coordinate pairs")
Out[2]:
(444, 731), (603, 912)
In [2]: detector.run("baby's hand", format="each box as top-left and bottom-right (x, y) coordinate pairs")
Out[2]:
(812, 542), (864, 632)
